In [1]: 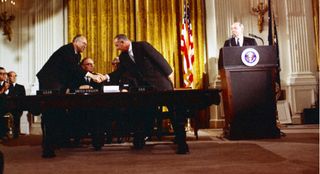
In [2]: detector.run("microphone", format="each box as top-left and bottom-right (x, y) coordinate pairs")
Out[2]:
(249, 33), (264, 45)
(229, 35), (235, 47)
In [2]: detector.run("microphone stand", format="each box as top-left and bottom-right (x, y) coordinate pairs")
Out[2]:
(249, 33), (264, 45)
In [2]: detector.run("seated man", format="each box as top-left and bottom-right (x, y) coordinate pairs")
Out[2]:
(0, 67), (10, 140)
(7, 71), (26, 138)
(69, 57), (109, 150)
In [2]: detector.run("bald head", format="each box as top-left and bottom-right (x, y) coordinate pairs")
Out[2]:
(72, 34), (87, 53)
(80, 57), (95, 72)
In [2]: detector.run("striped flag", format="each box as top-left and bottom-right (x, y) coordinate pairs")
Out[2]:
(180, 0), (194, 88)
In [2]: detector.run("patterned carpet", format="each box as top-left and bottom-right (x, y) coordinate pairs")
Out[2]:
(0, 125), (318, 174)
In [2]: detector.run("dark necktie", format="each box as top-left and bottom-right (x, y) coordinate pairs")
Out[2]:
(236, 38), (240, 46)
(8, 85), (14, 95)
(85, 77), (90, 83)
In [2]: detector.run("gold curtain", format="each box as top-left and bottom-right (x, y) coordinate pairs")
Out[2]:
(67, 0), (206, 89)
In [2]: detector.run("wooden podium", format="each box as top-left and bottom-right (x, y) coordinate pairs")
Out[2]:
(219, 46), (280, 140)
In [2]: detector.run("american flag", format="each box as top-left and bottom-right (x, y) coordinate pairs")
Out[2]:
(180, 0), (194, 88)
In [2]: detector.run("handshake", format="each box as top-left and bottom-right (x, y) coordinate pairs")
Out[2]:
(86, 72), (109, 83)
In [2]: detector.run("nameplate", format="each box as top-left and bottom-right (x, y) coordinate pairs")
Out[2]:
(74, 89), (100, 94)
(37, 90), (60, 95)
(130, 86), (153, 92)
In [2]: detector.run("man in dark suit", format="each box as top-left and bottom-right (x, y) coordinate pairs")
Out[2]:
(36, 35), (106, 158)
(69, 57), (107, 150)
(0, 150), (3, 174)
(0, 67), (10, 140)
(224, 22), (257, 47)
(106, 34), (189, 154)
(7, 71), (26, 138)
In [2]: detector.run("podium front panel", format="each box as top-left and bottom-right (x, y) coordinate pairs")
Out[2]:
(219, 46), (280, 140)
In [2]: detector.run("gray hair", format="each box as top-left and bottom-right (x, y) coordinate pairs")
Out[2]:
(114, 34), (129, 41)
(72, 34), (85, 42)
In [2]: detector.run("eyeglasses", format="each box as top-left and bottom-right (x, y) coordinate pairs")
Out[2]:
(79, 41), (87, 46)
(84, 63), (94, 66)
(0, 72), (6, 75)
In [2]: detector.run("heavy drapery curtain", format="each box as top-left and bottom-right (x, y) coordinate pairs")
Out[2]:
(67, 0), (206, 88)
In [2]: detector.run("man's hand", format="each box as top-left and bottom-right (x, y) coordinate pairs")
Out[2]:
(88, 73), (107, 83)
(0, 81), (10, 94)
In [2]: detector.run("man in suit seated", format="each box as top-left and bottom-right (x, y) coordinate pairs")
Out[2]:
(224, 22), (257, 47)
(69, 57), (110, 150)
(7, 71), (26, 139)
(0, 67), (10, 140)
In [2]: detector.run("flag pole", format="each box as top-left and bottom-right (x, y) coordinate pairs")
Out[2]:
(267, 0), (272, 45)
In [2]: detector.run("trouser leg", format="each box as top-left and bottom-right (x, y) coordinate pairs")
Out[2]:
(91, 110), (104, 150)
(170, 107), (189, 154)
(41, 109), (66, 158)
(0, 115), (8, 138)
(41, 110), (56, 158)
(12, 113), (21, 138)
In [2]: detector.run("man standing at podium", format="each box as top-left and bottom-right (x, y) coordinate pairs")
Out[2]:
(224, 22), (257, 47)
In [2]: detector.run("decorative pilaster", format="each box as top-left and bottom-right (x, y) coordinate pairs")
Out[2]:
(285, 0), (317, 123)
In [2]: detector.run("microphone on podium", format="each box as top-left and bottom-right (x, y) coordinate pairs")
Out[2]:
(249, 33), (264, 45)
(228, 35), (235, 47)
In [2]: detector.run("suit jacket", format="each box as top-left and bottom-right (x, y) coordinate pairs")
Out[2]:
(223, 36), (257, 47)
(8, 83), (26, 97)
(8, 83), (26, 114)
(72, 74), (102, 91)
(108, 41), (173, 91)
(36, 43), (87, 92)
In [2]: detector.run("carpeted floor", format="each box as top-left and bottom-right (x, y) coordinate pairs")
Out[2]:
(0, 125), (319, 174)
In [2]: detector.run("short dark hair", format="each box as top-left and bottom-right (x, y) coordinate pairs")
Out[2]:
(114, 34), (129, 41)
(72, 34), (84, 42)
(0, 67), (4, 71)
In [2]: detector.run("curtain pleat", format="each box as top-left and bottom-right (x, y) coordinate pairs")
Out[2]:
(67, 0), (206, 88)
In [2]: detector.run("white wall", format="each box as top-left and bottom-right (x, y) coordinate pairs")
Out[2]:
(0, 0), (65, 134)
(0, 0), (65, 95)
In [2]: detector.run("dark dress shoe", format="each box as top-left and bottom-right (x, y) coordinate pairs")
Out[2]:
(144, 136), (152, 141)
(133, 136), (145, 149)
(93, 146), (102, 151)
(176, 143), (189, 154)
(117, 137), (123, 144)
(105, 136), (112, 144)
(42, 150), (56, 158)
(13, 133), (19, 139)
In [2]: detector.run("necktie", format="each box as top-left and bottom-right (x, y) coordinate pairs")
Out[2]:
(236, 38), (240, 46)
(85, 77), (90, 83)
(9, 84), (14, 94)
